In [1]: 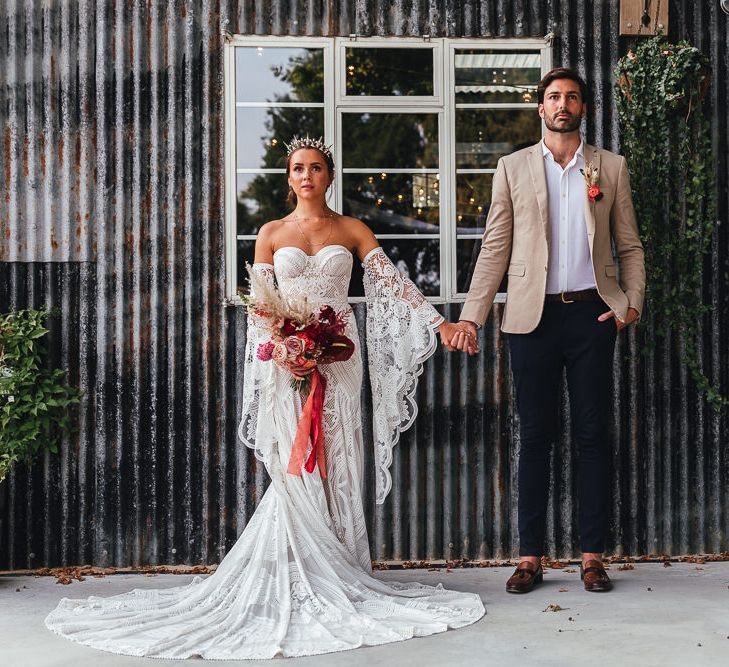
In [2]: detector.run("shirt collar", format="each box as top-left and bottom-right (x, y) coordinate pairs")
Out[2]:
(541, 138), (585, 163)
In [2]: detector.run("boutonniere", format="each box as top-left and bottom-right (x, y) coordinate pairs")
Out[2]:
(580, 162), (604, 202)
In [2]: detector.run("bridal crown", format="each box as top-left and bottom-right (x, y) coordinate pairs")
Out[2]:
(284, 135), (333, 161)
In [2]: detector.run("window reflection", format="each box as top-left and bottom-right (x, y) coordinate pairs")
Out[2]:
(341, 113), (438, 169)
(454, 50), (540, 104)
(455, 109), (541, 168)
(236, 48), (324, 103)
(237, 173), (291, 235)
(345, 48), (434, 96)
(342, 173), (439, 234)
(236, 240), (257, 294)
(456, 174), (493, 234)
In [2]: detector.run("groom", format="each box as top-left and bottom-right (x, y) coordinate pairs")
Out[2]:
(447, 68), (645, 593)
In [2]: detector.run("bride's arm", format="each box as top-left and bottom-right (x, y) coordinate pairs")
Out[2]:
(348, 217), (472, 351)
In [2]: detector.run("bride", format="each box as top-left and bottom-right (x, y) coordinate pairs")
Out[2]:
(45, 136), (485, 659)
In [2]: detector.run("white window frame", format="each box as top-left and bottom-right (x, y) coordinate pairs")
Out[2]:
(447, 39), (552, 302)
(224, 35), (552, 305)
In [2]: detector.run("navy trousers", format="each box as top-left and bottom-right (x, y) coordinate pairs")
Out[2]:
(508, 300), (617, 557)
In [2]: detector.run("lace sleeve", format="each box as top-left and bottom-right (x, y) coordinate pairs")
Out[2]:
(362, 247), (444, 504)
(238, 263), (277, 466)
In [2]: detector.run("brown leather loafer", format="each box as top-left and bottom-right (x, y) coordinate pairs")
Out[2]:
(581, 559), (613, 592)
(506, 561), (543, 594)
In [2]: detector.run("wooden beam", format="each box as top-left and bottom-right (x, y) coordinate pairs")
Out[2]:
(620, 0), (669, 36)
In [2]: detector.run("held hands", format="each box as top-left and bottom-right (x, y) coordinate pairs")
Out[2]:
(438, 320), (480, 355)
(597, 306), (639, 332)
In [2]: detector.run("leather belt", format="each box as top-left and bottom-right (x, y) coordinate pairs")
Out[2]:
(545, 289), (601, 304)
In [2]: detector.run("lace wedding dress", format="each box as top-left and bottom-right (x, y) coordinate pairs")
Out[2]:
(45, 245), (485, 659)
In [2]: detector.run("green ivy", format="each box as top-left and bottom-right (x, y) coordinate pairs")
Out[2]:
(0, 309), (81, 482)
(615, 36), (724, 411)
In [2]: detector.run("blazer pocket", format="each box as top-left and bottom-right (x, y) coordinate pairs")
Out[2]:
(507, 262), (526, 277)
(605, 264), (617, 278)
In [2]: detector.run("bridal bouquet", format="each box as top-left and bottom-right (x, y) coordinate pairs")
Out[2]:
(243, 266), (355, 480)
(243, 269), (355, 385)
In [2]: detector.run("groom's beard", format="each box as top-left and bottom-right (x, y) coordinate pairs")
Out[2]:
(544, 112), (582, 133)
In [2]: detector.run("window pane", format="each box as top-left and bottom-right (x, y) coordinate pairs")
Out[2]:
(341, 113), (438, 169)
(236, 240), (257, 294)
(456, 174), (493, 234)
(345, 48), (434, 96)
(456, 239), (507, 294)
(379, 239), (440, 296)
(455, 109), (541, 168)
(236, 47), (324, 103)
(455, 50), (541, 104)
(342, 173), (439, 234)
(236, 107), (324, 169)
(237, 173), (291, 235)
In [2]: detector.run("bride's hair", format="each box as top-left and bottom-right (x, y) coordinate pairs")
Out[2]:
(286, 146), (335, 206)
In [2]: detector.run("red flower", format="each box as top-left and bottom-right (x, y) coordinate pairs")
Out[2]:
(296, 332), (316, 352)
(306, 321), (322, 338)
(319, 305), (336, 324)
(282, 319), (297, 336)
(588, 185), (602, 201)
(320, 335), (355, 363)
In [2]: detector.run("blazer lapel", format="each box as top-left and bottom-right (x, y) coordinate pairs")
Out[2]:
(583, 144), (601, 248)
(527, 143), (549, 239)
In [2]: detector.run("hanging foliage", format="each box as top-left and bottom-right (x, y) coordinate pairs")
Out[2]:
(615, 35), (723, 411)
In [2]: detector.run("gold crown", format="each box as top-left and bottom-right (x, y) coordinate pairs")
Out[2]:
(284, 135), (333, 160)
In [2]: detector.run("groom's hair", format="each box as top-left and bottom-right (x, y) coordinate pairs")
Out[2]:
(537, 68), (589, 104)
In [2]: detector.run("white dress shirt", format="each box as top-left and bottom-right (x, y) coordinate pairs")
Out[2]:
(542, 139), (596, 294)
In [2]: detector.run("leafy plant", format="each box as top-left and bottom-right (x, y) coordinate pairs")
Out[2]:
(615, 36), (723, 410)
(0, 309), (81, 482)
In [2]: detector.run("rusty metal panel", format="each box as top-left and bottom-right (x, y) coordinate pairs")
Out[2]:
(1, 1), (728, 569)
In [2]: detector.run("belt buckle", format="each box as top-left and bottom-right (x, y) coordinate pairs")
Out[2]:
(560, 291), (575, 304)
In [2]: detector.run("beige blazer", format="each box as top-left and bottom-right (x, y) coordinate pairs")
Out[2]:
(460, 142), (646, 334)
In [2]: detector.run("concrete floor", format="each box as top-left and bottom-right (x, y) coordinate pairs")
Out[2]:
(2, 563), (728, 667)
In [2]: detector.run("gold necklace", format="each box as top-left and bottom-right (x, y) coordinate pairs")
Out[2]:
(290, 212), (335, 248)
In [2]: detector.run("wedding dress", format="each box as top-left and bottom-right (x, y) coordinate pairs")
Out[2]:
(45, 245), (485, 659)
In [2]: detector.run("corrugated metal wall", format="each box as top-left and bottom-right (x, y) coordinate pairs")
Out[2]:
(1, 1), (727, 569)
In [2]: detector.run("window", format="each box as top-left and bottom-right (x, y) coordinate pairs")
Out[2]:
(225, 37), (551, 303)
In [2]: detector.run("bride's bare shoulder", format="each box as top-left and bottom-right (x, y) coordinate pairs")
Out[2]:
(337, 215), (379, 259)
(254, 219), (287, 263)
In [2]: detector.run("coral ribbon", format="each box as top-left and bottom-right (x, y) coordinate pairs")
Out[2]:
(287, 368), (327, 479)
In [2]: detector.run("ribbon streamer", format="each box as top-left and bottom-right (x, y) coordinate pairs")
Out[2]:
(287, 368), (328, 479)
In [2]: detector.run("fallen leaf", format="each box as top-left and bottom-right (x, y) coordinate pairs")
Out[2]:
(543, 603), (567, 612)
(663, 561), (672, 567)
(564, 568), (577, 573)
(618, 563), (635, 571)
(558, 587), (569, 592)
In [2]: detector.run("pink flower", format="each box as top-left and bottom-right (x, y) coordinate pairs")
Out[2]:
(256, 341), (275, 361)
(272, 342), (288, 363)
(284, 335), (305, 356)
